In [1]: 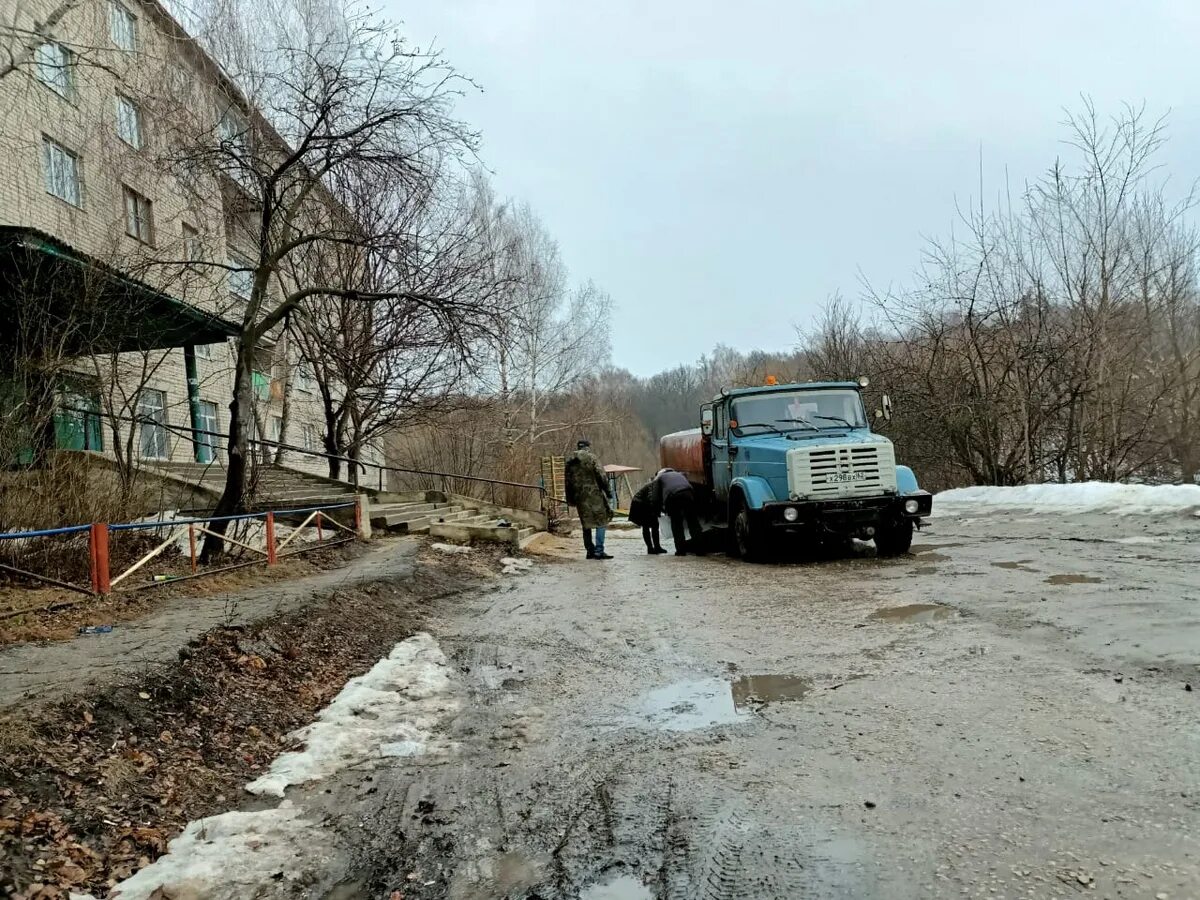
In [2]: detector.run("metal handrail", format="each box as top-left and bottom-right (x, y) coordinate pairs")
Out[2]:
(58, 406), (554, 509)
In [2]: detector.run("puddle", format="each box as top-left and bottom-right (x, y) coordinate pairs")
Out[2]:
(911, 551), (951, 563)
(581, 873), (653, 900)
(636, 677), (747, 730)
(450, 848), (549, 899)
(992, 560), (1035, 571)
(731, 674), (812, 709)
(1045, 574), (1104, 585)
(869, 603), (958, 623)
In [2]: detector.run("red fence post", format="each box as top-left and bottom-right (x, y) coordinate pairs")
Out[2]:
(89, 523), (111, 595)
(265, 512), (277, 565)
(188, 523), (197, 574)
(353, 497), (362, 535)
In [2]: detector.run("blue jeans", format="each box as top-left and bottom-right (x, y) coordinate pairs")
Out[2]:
(583, 527), (606, 555)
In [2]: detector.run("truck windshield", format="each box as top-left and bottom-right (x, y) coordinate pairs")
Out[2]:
(731, 389), (867, 435)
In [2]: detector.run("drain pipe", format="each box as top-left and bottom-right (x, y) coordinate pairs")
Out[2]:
(183, 344), (205, 462)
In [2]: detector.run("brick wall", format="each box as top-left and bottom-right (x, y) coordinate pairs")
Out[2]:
(0, 0), (378, 481)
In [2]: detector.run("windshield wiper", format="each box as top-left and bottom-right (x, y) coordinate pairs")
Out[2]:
(733, 422), (785, 435)
(811, 414), (854, 428)
(775, 418), (820, 433)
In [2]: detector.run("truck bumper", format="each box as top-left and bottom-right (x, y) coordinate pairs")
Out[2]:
(759, 492), (933, 535)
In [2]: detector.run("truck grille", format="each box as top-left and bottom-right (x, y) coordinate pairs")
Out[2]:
(787, 443), (898, 500)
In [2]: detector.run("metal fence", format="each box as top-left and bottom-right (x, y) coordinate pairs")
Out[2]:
(0, 499), (364, 597)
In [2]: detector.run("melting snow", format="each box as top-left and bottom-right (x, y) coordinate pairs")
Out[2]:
(432, 542), (473, 554)
(103, 804), (325, 900)
(500, 557), (534, 575)
(936, 482), (1200, 517)
(245, 632), (456, 797)
(89, 633), (458, 900)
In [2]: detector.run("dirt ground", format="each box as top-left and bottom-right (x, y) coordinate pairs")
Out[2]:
(0, 539), (426, 708)
(0, 541), (503, 899)
(328, 507), (1198, 899)
(3, 507), (1198, 899)
(0, 539), (367, 646)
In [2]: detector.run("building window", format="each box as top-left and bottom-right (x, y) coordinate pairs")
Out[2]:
(228, 253), (253, 298)
(123, 186), (154, 244)
(301, 423), (317, 452)
(138, 389), (168, 459)
(181, 224), (202, 262)
(217, 105), (249, 155)
(35, 42), (73, 98)
(110, 2), (137, 51)
(296, 361), (315, 393)
(270, 415), (283, 444)
(115, 94), (142, 148)
(42, 138), (81, 207)
(196, 400), (219, 463)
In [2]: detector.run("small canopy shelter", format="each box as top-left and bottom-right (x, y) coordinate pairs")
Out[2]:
(603, 464), (642, 512)
(0, 226), (239, 357)
(0, 226), (240, 465)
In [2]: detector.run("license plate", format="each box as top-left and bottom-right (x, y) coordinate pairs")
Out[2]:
(826, 472), (868, 483)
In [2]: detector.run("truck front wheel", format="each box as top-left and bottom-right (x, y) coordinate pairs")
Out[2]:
(732, 502), (763, 561)
(875, 518), (914, 557)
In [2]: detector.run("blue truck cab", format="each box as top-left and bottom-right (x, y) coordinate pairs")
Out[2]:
(660, 380), (932, 559)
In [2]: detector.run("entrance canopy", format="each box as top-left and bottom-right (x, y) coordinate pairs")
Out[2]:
(0, 226), (239, 358)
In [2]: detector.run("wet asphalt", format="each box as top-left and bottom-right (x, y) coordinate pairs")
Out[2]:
(329, 508), (1199, 900)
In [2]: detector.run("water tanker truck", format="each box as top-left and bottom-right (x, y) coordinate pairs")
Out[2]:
(659, 379), (932, 559)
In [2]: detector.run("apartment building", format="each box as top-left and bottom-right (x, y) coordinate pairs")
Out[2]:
(0, 0), (370, 480)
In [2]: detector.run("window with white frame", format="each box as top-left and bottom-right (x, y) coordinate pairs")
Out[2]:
(42, 138), (81, 206)
(194, 340), (221, 360)
(302, 423), (317, 451)
(123, 186), (154, 244)
(138, 389), (168, 459)
(297, 361), (315, 393)
(35, 42), (73, 98)
(228, 253), (253, 298)
(115, 94), (142, 148)
(182, 223), (202, 262)
(110, 2), (137, 51)
(270, 415), (283, 443)
(217, 105), (249, 155)
(196, 400), (218, 463)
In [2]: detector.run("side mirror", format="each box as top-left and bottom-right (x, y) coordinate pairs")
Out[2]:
(701, 404), (714, 436)
(882, 394), (893, 421)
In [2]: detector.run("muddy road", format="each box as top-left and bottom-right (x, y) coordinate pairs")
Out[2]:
(309, 507), (1198, 900)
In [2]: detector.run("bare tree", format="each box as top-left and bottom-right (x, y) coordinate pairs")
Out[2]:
(138, 0), (484, 558)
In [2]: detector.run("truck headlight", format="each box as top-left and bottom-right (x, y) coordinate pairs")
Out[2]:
(783, 506), (799, 522)
(904, 499), (920, 514)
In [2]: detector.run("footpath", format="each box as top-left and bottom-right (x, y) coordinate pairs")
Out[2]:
(0, 539), (420, 709)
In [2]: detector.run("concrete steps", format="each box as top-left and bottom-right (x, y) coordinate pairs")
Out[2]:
(147, 461), (549, 550)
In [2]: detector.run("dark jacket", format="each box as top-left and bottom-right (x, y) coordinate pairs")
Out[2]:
(628, 482), (660, 527)
(651, 469), (692, 509)
(564, 449), (613, 529)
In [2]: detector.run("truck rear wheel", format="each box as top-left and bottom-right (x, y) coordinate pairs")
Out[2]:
(875, 518), (914, 557)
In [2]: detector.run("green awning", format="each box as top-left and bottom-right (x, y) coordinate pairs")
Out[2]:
(0, 225), (240, 359)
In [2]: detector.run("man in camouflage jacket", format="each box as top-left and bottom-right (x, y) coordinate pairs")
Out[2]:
(564, 440), (613, 559)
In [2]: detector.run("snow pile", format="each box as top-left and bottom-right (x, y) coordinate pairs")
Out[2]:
(936, 482), (1200, 517)
(101, 804), (327, 900)
(83, 634), (459, 900)
(245, 632), (457, 797)
(500, 556), (534, 575)
(431, 542), (473, 554)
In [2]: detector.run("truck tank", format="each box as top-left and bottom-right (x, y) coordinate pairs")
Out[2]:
(659, 428), (706, 488)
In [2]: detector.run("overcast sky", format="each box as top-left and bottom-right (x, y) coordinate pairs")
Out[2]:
(392, 1), (1200, 377)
